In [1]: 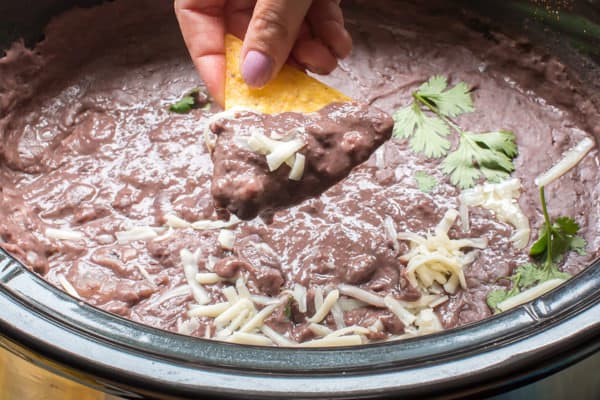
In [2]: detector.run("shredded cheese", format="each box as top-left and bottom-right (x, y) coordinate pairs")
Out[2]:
(384, 295), (417, 326)
(191, 215), (241, 230)
(225, 332), (273, 346)
(246, 130), (279, 154)
(384, 215), (400, 253)
(338, 297), (368, 312)
(497, 279), (565, 311)
(535, 137), (595, 187)
(214, 298), (253, 329)
(181, 249), (210, 305)
(195, 272), (222, 285)
(414, 309), (443, 334)
(300, 335), (363, 347)
(308, 323), (333, 337)
(222, 286), (239, 303)
(288, 153), (306, 181)
(153, 227), (174, 242)
(165, 214), (191, 228)
(246, 131), (307, 178)
(331, 302), (346, 330)
(228, 309), (250, 332)
(206, 255), (219, 272)
(235, 276), (252, 299)
(397, 209), (486, 292)
(218, 229), (236, 250)
(177, 318), (200, 335)
(266, 138), (305, 171)
(428, 295), (449, 308)
(368, 320), (384, 333)
(261, 325), (297, 346)
(313, 286), (324, 311)
(325, 325), (371, 338)
(338, 284), (386, 308)
(374, 146), (385, 169)
(239, 304), (278, 333)
(460, 178), (530, 249)
(57, 274), (81, 299)
(188, 302), (231, 318)
(46, 228), (84, 241)
(135, 264), (155, 286)
(115, 227), (158, 243)
(309, 289), (339, 323)
(250, 294), (282, 306)
(154, 285), (190, 305)
(292, 284), (308, 313)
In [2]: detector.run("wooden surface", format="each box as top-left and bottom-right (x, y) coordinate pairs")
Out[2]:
(0, 347), (115, 400)
(1, 344), (598, 399)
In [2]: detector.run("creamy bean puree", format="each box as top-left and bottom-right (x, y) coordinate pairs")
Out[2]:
(210, 103), (393, 220)
(1, 0), (599, 346)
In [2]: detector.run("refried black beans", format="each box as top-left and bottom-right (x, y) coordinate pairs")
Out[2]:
(0, 0), (598, 345)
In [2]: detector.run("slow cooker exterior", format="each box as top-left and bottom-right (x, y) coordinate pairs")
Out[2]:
(1, 1), (599, 399)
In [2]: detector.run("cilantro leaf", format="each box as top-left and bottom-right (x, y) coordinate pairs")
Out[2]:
(441, 131), (517, 189)
(487, 262), (571, 313)
(529, 225), (550, 257)
(513, 263), (541, 288)
(440, 139), (481, 188)
(554, 217), (579, 235)
(486, 288), (518, 311)
(392, 75), (517, 189)
(411, 112), (451, 158)
(392, 104), (419, 139)
(169, 95), (195, 114)
(416, 75), (474, 118)
(393, 103), (451, 158)
(470, 130), (518, 159)
(570, 236), (588, 256)
(414, 171), (438, 193)
(529, 214), (586, 262)
(168, 89), (209, 114)
(542, 265), (571, 282)
(515, 262), (571, 289)
(417, 75), (448, 96)
(515, 263), (571, 290)
(486, 187), (581, 314)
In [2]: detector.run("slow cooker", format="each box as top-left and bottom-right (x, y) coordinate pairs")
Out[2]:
(0, 1), (598, 399)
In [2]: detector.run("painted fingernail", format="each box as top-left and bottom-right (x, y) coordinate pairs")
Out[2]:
(242, 50), (273, 87)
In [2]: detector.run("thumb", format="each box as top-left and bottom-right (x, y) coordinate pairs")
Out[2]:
(241, 0), (313, 87)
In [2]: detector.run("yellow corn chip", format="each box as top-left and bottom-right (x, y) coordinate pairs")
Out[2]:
(224, 34), (351, 114)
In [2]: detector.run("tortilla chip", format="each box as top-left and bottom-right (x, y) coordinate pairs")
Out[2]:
(224, 34), (351, 114)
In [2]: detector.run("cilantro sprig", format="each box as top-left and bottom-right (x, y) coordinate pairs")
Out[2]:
(393, 76), (518, 189)
(486, 186), (586, 312)
(529, 189), (588, 260)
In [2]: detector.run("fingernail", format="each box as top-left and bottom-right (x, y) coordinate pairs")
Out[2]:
(242, 50), (273, 87)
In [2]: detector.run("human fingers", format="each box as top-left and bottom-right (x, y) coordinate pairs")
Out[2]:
(292, 37), (338, 74)
(307, 0), (352, 59)
(225, 0), (255, 39)
(174, 0), (227, 105)
(240, 0), (314, 87)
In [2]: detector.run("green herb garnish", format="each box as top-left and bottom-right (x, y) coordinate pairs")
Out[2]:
(393, 75), (517, 189)
(168, 89), (208, 114)
(529, 189), (588, 262)
(441, 130), (517, 188)
(414, 171), (438, 193)
(486, 186), (586, 312)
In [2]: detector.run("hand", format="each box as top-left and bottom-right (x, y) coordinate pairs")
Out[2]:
(174, 0), (353, 106)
